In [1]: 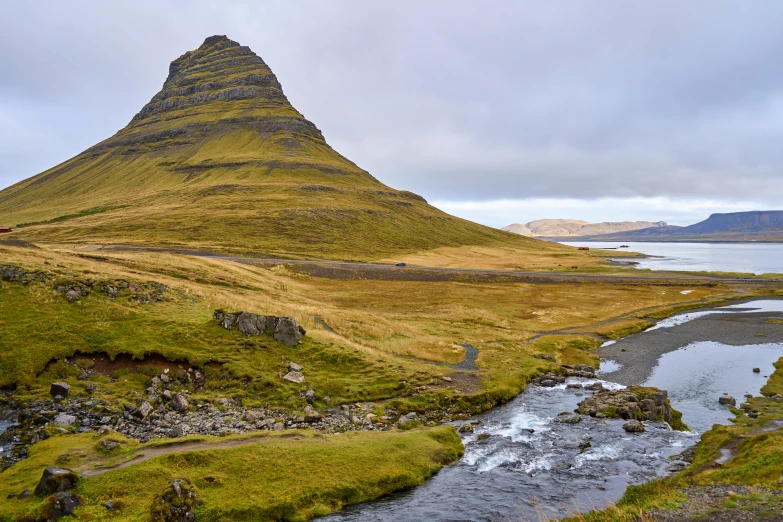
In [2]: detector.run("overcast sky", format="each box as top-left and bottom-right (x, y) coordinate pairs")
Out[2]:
(2, 1), (781, 226)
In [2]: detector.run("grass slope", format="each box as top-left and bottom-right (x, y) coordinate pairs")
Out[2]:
(0, 35), (562, 262)
(0, 427), (463, 521)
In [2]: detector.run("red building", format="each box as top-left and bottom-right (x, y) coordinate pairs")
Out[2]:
(0, 227), (12, 233)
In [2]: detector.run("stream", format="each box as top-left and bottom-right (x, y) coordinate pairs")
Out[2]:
(323, 299), (783, 521)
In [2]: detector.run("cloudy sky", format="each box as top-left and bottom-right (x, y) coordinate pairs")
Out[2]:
(2, 1), (781, 227)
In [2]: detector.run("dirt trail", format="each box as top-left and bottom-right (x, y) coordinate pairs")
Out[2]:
(81, 435), (304, 477)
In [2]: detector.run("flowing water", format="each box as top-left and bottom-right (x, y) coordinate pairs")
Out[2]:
(323, 378), (695, 522)
(323, 299), (783, 521)
(562, 241), (783, 275)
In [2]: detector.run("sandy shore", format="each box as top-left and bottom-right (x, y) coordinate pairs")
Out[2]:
(598, 300), (783, 386)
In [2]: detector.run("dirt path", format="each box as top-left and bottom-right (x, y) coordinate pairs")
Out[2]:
(80, 435), (299, 477)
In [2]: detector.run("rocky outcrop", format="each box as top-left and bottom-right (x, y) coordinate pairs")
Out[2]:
(150, 478), (200, 522)
(34, 467), (79, 496)
(577, 386), (687, 429)
(0, 265), (46, 283)
(40, 492), (82, 520)
(214, 310), (305, 346)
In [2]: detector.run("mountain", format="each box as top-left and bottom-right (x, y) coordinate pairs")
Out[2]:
(0, 35), (548, 261)
(577, 211), (783, 241)
(502, 219), (667, 238)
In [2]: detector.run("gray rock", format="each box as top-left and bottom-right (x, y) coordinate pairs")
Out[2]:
(34, 467), (79, 496)
(274, 316), (306, 346)
(555, 413), (582, 424)
(65, 289), (80, 302)
(539, 379), (557, 387)
(50, 382), (71, 398)
(305, 389), (316, 404)
(623, 420), (645, 433)
(289, 362), (304, 372)
(222, 313), (237, 330)
(719, 395), (736, 406)
(235, 312), (269, 336)
(282, 371), (305, 384)
(41, 492), (82, 519)
(135, 401), (153, 419)
(172, 394), (189, 412)
(52, 413), (77, 427)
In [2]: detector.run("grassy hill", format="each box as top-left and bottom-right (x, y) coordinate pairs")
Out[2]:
(0, 35), (560, 262)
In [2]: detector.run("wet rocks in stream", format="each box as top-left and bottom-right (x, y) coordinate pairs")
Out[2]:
(577, 386), (681, 426)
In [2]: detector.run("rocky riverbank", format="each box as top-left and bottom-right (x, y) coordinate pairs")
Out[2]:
(598, 299), (783, 385)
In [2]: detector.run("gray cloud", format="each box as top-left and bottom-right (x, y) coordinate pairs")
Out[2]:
(1, 1), (782, 215)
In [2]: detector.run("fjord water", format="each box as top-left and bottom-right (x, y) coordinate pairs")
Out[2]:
(562, 241), (783, 274)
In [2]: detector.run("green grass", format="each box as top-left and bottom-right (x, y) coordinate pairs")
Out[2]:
(0, 427), (463, 521)
(0, 280), (431, 410)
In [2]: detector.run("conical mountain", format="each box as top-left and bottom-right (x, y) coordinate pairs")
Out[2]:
(0, 36), (543, 260)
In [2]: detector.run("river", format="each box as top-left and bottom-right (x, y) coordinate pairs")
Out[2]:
(322, 299), (783, 521)
(561, 241), (783, 274)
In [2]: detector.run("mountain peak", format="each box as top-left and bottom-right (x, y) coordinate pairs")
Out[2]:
(132, 35), (295, 126)
(0, 35), (538, 260)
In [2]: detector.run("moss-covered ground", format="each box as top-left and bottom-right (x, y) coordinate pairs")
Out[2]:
(0, 242), (779, 521)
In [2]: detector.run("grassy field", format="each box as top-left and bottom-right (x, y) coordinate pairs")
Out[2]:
(0, 242), (777, 521)
(0, 427), (462, 521)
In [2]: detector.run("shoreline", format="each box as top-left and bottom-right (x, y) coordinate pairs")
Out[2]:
(598, 298), (783, 386)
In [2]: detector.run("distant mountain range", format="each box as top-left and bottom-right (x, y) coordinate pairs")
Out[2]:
(510, 211), (783, 242)
(502, 219), (668, 237)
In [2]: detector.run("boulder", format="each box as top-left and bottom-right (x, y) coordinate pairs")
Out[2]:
(753, 368), (761, 373)
(305, 389), (316, 404)
(719, 395), (736, 406)
(289, 362), (304, 372)
(235, 312), (269, 336)
(65, 289), (80, 303)
(34, 467), (78, 496)
(150, 478), (200, 522)
(172, 394), (189, 412)
(50, 382), (71, 398)
(52, 414), (77, 427)
(458, 424), (474, 433)
(221, 313), (237, 330)
(135, 401), (153, 419)
(578, 386), (682, 427)
(274, 316), (306, 346)
(623, 420), (645, 433)
(282, 371), (305, 384)
(555, 413), (582, 424)
(41, 492), (82, 519)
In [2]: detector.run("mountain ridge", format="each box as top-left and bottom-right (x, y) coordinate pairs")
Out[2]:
(502, 219), (667, 237)
(0, 35), (565, 262)
(572, 211), (783, 242)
